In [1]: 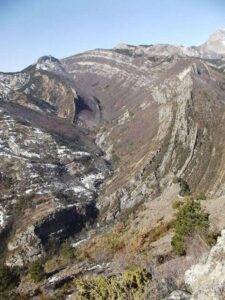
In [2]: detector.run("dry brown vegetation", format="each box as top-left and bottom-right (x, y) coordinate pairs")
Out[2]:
(73, 217), (173, 270)
(74, 267), (152, 300)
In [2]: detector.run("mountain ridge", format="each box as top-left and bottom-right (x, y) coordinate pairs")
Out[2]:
(1, 30), (225, 299)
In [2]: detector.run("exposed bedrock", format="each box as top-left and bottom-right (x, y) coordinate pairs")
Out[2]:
(6, 202), (98, 267)
(75, 56), (225, 220)
(34, 202), (98, 248)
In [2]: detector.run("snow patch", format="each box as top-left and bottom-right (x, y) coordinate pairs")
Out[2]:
(81, 173), (104, 190)
(71, 237), (89, 248)
(0, 205), (8, 228)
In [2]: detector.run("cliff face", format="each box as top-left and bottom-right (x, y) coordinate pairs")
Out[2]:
(199, 29), (225, 57)
(61, 49), (225, 221)
(185, 230), (225, 299)
(4, 58), (77, 122)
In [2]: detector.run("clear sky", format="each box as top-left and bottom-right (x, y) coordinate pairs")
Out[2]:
(0, 0), (225, 72)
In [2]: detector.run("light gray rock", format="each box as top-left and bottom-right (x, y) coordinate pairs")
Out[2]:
(164, 290), (191, 300)
(185, 230), (225, 300)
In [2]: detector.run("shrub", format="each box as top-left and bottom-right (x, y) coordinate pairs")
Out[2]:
(178, 178), (190, 196)
(29, 260), (46, 283)
(82, 231), (125, 262)
(111, 150), (120, 168)
(2, 176), (13, 189)
(172, 176), (179, 184)
(0, 265), (20, 295)
(171, 199), (210, 255)
(105, 233), (125, 253)
(205, 232), (219, 247)
(172, 199), (183, 210)
(122, 267), (151, 291)
(75, 267), (151, 300)
(196, 192), (207, 201)
(60, 241), (75, 262)
(131, 221), (172, 252)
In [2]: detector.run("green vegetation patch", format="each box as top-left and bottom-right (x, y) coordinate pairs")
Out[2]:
(60, 241), (76, 262)
(0, 265), (20, 297)
(29, 260), (46, 283)
(171, 198), (210, 255)
(75, 267), (151, 300)
(177, 178), (191, 197)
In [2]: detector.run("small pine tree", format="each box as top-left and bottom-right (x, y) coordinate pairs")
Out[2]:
(178, 178), (190, 196)
(171, 199), (210, 255)
(60, 241), (75, 262)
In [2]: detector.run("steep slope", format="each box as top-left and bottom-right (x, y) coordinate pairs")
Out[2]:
(185, 229), (225, 299)
(1, 30), (225, 299)
(61, 47), (225, 221)
(1, 31), (225, 260)
(0, 56), (77, 122)
(0, 64), (110, 267)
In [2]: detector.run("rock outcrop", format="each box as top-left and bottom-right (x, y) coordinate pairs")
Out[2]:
(199, 29), (225, 57)
(185, 230), (225, 300)
(0, 100), (109, 266)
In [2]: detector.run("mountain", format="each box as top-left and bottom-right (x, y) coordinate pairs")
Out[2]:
(198, 29), (225, 57)
(61, 36), (225, 214)
(0, 30), (225, 299)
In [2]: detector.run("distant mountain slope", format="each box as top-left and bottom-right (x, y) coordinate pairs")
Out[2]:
(61, 37), (225, 220)
(199, 29), (225, 57)
(1, 30), (225, 299)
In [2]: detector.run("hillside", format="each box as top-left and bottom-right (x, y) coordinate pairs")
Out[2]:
(1, 30), (225, 299)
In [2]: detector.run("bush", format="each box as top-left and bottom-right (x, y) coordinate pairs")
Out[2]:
(0, 265), (20, 295)
(60, 241), (75, 262)
(172, 199), (183, 210)
(29, 260), (46, 283)
(122, 267), (151, 291)
(196, 192), (207, 201)
(82, 231), (125, 262)
(111, 150), (120, 168)
(105, 233), (125, 253)
(178, 178), (190, 196)
(172, 176), (179, 184)
(2, 176), (13, 189)
(171, 199), (210, 255)
(75, 267), (151, 300)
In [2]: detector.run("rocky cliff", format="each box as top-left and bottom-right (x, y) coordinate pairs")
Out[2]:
(1, 30), (225, 299)
(61, 40), (225, 221)
(185, 229), (225, 299)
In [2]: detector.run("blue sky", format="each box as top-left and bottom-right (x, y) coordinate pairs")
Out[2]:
(0, 0), (225, 71)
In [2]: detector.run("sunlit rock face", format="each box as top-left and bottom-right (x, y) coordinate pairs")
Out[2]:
(198, 29), (225, 57)
(36, 56), (67, 74)
(0, 58), (77, 123)
(185, 230), (225, 300)
(61, 40), (225, 222)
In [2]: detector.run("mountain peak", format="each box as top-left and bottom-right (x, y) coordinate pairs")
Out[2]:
(198, 29), (225, 57)
(208, 28), (225, 41)
(36, 55), (65, 73)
